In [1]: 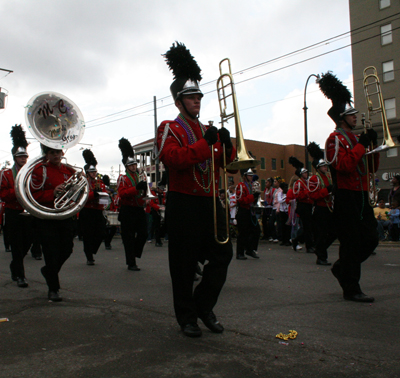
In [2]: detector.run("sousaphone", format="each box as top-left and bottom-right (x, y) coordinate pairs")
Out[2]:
(15, 92), (89, 220)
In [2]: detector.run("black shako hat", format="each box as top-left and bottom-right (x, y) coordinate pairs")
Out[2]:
(82, 149), (98, 173)
(289, 156), (307, 177)
(163, 41), (203, 101)
(11, 124), (29, 158)
(307, 142), (328, 169)
(318, 71), (358, 125)
(118, 138), (138, 166)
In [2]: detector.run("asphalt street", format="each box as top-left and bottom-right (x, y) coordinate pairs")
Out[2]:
(1, 235), (399, 378)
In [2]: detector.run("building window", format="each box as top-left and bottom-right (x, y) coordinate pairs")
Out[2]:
(261, 179), (266, 191)
(380, 0), (390, 9)
(385, 98), (396, 119)
(272, 158), (277, 170)
(387, 148), (398, 158)
(260, 157), (266, 169)
(281, 159), (284, 169)
(381, 24), (392, 45)
(383, 60), (394, 82)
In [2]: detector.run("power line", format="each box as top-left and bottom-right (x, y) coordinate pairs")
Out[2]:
(82, 14), (400, 131)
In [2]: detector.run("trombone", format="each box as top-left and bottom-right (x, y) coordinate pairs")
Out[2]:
(363, 66), (399, 154)
(361, 113), (378, 207)
(211, 58), (261, 245)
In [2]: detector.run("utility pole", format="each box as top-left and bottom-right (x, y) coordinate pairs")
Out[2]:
(154, 96), (159, 184)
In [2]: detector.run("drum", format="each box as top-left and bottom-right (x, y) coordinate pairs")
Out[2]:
(104, 211), (120, 226)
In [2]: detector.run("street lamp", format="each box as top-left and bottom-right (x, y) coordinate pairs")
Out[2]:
(303, 74), (320, 171)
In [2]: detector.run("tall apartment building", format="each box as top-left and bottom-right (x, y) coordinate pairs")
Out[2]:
(349, 0), (400, 197)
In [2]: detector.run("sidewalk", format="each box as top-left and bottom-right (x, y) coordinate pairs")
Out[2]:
(1, 238), (399, 377)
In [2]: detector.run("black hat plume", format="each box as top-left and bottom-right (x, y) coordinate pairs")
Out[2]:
(318, 72), (352, 105)
(11, 124), (29, 156)
(307, 142), (326, 169)
(102, 175), (110, 187)
(307, 142), (324, 161)
(163, 42), (202, 82)
(118, 137), (135, 166)
(82, 149), (97, 166)
(82, 149), (98, 173)
(163, 42), (203, 101)
(289, 156), (306, 177)
(318, 71), (357, 125)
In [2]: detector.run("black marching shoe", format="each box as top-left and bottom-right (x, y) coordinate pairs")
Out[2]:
(181, 323), (202, 337)
(245, 250), (260, 259)
(236, 254), (247, 260)
(128, 265), (140, 271)
(306, 247), (316, 254)
(48, 291), (62, 302)
(343, 292), (375, 303)
(17, 277), (28, 288)
(316, 259), (332, 266)
(86, 260), (95, 266)
(199, 311), (224, 333)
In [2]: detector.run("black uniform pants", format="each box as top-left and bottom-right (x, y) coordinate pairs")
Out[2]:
(119, 205), (147, 266)
(333, 189), (378, 295)
(5, 208), (33, 279)
(80, 207), (106, 261)
(104, 226), (117, 247)
(295, 202), (314, 250)
(236, 207), (260, 256)
(166, 192), (233, 327)
(313, 205), (336, 261)
(150, 209), (162, 244)
(36, 217), (74, 292)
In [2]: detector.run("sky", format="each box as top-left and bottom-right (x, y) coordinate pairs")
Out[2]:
(0, 0), (354, 181)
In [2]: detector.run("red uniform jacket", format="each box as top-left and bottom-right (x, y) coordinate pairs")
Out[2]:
(293, 178), (313, 205)
(109, 196), (120, 212)
(84, 179), (108, 210)
(156, 118), (237, 197)
(309, 173), (332, 208)
(31, 162), (75, 208)
(326, 129), (379, 191)
(117, 173), (145, 207)
(147, 190), (161, 212)
(0, 167), (24, 210)
(236, 181), (255, 210)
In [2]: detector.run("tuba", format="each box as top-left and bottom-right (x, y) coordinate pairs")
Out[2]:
(15, 92), (89, 220)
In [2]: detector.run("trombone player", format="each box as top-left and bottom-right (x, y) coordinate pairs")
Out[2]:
(320, 72), (379, 303)
(156, 42), (236, 337)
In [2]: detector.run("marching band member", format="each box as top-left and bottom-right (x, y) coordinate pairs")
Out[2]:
(117, 138), (148, 271)
(307, 142), (336, 266)
(80, 150), (107, 265)
(156, 42), (235, 337)
(261, 178), (275, 241)
(289, 157), (315, 253)
(236, 169), (261, 260)
(320, 72), (379, 302)
(31, 145), (76, 302)
(149, 187), (164, 247)
(103, 175), (118, 250)
(0, 125), (33, 288)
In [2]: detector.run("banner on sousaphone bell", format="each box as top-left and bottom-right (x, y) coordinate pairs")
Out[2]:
(25, 91), (85, 150)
